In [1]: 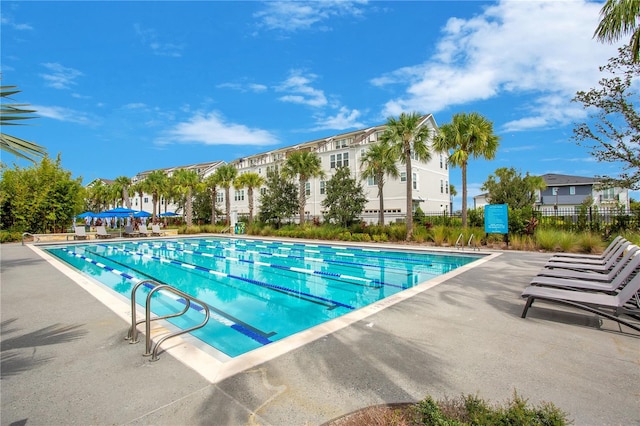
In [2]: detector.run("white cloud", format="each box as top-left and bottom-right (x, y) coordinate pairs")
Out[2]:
(40, 63), (83, 90)
(32, 104), (94, 124)
(1, 16), (33, 31)
(216, 82), (268, 93)
(312, 107), (364, 131)
(277, 71), (327, 107)
(134, 23), (184, 57)
(254, 0), (367, 32)
(160, 111), (279, 146)
(375, 0), (619, 131)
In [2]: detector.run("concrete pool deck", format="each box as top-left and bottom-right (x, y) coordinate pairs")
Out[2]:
(1, 239), (639, 425)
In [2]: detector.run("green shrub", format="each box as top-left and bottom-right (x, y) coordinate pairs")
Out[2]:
(576, 232), (604, 254)
(0, 231), (23, 243)
(535, 229), (559, 251)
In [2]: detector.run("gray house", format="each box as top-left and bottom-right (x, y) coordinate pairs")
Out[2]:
(537, 173), (629, 213)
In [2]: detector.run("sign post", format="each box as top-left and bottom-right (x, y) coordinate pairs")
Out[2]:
(484, 204), (509, 246)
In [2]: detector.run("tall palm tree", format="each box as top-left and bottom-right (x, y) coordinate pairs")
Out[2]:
(202, 173), (221, 225)
(1, 85), (47, 163)
(381, 112), (432, 240)
(113, 176), (132, 209)
(215, 164), (238, 227)
(433, 112), (500, 227)
(360, 141), (399, 225)
(282, 151), (324, 224)
(143, 170), (168, 221)
(87, 180), (110, 212)
(172, 169), (200, 227)
(130, 181), (145, 212)
(234, 172), (265, 224)
(595, 0), (640, 62)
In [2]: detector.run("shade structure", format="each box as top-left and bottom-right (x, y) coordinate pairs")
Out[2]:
(100, 207), (137, 217)
(133, 210), (152, 218)
(76, 211), (97, 219)
(159, 212), (179, 217)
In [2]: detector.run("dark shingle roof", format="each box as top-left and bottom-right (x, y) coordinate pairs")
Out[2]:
(541, 173), (596, 186)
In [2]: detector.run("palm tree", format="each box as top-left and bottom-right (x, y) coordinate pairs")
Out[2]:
(282, 151), (324, 224)
(172, 169), (200, 227)
(113, 176), (132, 209)
(87, 180), (111, 212)
(215, 164), (238, 227)
(130, 181), (145, 212)
(381, 112), (432, 240)
(202, 173), (221, 225)
(433, 112), (500, 227)
(360, 141), (399, 225)
(1, 85), (47, 163)
(143, 170), (168, 221)
(234, 172), (265, 224)
(595, 0), (640, 62)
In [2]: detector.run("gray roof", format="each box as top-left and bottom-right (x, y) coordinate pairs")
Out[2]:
(541, 173), (596, 186)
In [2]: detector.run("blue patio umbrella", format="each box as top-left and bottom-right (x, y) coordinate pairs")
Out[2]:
(97, 207), (137, 237)
(76, 211), (97, 219)
(133, 210), (152, 218)
(159, 212), (179, 217)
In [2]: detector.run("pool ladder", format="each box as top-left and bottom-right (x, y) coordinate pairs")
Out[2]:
(125, 280), (210, 361)
(455, 233), (479, 251)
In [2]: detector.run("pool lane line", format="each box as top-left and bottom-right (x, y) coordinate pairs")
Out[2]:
(79, 246), (277, 340)
(147, 240), (411, 290)
(59, 247), (275, 345)
(100, 243), (356, 311)
(137, 240), (400, 290)
(218, 238), (442, 266)
(190, 239), (416, 278)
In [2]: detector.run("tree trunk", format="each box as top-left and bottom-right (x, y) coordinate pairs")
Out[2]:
(462, 162), (468, 227)
(405, 148), (413, 241)
(299, 179), (306, 224)
(378, 178), (385, 225)
(248, 187), (254, 223)
(225, 188), (231, 227)
(211, 189), (216, 225)
(186, 188), (193, 227)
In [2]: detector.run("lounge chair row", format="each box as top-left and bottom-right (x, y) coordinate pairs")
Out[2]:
(123, 224), (165, 238)
(73, 224), (165, 240)
(521, 236), (640, 333)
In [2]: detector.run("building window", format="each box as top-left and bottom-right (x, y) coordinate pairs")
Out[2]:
(330, 152), (349, 169)
(413, 173), (417, 190)
(305, 182), (311, 196)
(552, 187), (558, 196)
(320, 181), (326, 195)
(569, 186), (575, 195)
(602, 188), (616, 200)
(440, 155), (443, 168)
(260, 188), (266, 195)
(446, 180), (449, 194)
(400, 172), (407, 182)
(440, 179), (444, 193)
(234, 190), (245, 201)
(216, 193), (224, 203)
(335, 138), (350, 149)
(144, 197), (149, 203)
(367, 176), (378, 186)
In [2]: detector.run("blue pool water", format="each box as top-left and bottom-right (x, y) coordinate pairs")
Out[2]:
(45, 237), (482, 357)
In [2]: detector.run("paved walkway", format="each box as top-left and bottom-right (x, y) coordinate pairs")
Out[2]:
(1, 240), (639, 425)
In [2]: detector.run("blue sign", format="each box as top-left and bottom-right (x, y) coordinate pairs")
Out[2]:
(484, 204), (508, 234)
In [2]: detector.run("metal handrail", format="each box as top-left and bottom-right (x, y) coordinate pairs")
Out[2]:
(467, 234), (479, 251)
(126, 280), (210, 361)
(455, 233), (464, 250)
(21, 232), (40, 245)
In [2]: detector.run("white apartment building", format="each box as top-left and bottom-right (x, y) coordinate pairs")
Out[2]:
(125, 114), (450, 224)
(230, 114), (450, 224)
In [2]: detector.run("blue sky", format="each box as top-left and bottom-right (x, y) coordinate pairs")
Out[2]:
(1, 0), (633, 209)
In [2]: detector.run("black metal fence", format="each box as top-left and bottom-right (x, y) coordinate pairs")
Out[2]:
(419, 207), (640, 233)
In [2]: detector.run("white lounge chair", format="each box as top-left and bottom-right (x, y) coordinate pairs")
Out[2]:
(95, 225), (114, 239)
(151, 224), (165, 236)
(138, 224), (151, 237)
(123, 225), (139, 238)
(74, 226), (88, 240)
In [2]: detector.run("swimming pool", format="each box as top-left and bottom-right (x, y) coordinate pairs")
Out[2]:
(44, 237), (483, 358)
